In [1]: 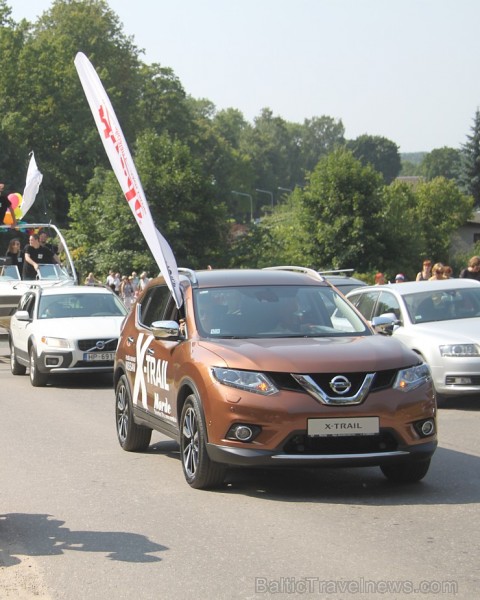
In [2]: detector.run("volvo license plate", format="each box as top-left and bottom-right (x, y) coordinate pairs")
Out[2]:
(83, 352), (115, 362)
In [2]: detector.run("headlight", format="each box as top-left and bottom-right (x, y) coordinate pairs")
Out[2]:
(440, 344), (480, 357)
(40, 336), (71, 349)
(393, 363), (430, 392)
(212, 367), (278, 395)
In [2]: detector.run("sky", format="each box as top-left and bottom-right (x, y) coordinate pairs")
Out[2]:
(8, 0), (480, 153)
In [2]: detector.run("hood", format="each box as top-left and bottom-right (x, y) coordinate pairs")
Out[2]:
(399, 317), (480, 344)
(39, 316), (125, 339)
(199, 335), (419, 373)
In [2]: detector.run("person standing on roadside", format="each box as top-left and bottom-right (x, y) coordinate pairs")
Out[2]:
(106, 270), (115, 291)
(113, 272), (121, 296)
(459, 256), (480, 281)
(120, 275), (135, 310)
(0, 183), (17, 227)
(429, 263), (446, 281)
(416, 259), (432, 281)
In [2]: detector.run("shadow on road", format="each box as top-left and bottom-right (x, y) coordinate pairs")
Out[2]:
(219, 446), (480, 504)
(0, 513), (167, 567)
(142, 439), (480, 506)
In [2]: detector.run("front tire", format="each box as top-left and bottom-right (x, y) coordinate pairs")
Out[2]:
(10, 340), (26, 375)
(115, 374), (152, 451)
(180, 392), (226, 489)
(381, 459), (431, 483)
(29, 345), (48, 387)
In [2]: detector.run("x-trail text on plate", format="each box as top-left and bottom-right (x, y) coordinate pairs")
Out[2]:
(114, 267), (437, 489)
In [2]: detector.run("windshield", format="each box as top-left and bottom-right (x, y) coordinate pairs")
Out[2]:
(404, 287), (480, 324)
(38, 293), (127, 319)
(0, 265), (21, 281)
(194, 285), (369, 338)
(36, 263), (71, 281)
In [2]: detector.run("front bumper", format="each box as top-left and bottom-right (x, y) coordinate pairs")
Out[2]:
(206, 438), (437, 468)
(37, 350), (114, 373)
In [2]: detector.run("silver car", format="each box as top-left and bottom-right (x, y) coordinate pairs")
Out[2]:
(346, 279), (480, 401)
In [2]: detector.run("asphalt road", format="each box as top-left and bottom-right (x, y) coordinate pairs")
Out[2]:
(0, 335), (479, 599)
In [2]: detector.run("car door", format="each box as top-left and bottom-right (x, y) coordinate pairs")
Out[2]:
(133, 284), (179, 431)
(11, 291), (37, 361)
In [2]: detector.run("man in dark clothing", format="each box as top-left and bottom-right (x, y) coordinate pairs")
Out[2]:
(39, 230), (60, 257)
(23, 233), (57, 279)
(0, 182), (18, 227)
(459, 255), (480, 281)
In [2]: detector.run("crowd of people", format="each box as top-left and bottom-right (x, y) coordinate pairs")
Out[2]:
(83, 269), (151, 310)
(375, 255), (480, 285)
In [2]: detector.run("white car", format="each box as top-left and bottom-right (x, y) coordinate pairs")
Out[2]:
(346, 279), (480, 401)
(9, 285), (128, 386)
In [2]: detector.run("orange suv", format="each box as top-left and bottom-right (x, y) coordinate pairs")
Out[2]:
(114, 266), (437, 489)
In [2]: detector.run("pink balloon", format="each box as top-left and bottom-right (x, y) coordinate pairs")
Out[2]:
(7, 192), (21, 211)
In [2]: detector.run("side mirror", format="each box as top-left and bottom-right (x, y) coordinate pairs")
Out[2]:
(151, 320), (182, 340)
(15, 310), (31, 322)
(371, 313), (400, 335)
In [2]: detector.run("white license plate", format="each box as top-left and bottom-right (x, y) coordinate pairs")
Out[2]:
(83, 352), (115, 362)
(308, 417), (379, 437)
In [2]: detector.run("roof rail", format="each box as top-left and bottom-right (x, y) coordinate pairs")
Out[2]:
(178, 267), (198, 285)
(318, 268), (355, 276)
(263, 265), (324, 281)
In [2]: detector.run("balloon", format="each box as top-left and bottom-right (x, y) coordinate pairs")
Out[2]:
(2, 203), (23, 224)
(7, 192), (22, 211)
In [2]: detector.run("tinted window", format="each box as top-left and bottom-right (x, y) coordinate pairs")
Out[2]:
(194, 285), (369, 338)
(374, 292), (401, 321)
(403, 287), (480, 324)
(139, 285), (172, 327)
(348, 291), (379, 321)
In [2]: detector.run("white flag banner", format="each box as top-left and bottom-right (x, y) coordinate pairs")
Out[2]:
(22, 152), (43, 218)
(74, 52), (183, 308)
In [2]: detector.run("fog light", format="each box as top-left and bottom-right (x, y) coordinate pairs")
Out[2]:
(45, 356), (62, 367)
(235, 425), (253, 441)
(226, 423), (261, 442)
(414, 418), (435, 438)
(421, 420), (435, 436)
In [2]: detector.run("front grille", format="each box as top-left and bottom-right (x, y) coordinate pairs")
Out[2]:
(284, 431), (398, 455)
(77, 338), (118, 352)
(268, 369), (398, 398)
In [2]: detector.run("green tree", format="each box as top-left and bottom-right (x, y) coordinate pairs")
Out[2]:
(420, 147), (461, 181)
(348, 134), (401, 184)
(240, 108), (297, 211)
(381, 181), (424, 278)
(298, 115), (345, 175)
(301, 149), (386, 271)
(1, 0), (142, 222)
(460, 108), (480, 207)
(415, 177), (474, 264)
(68, 131), (229, 274)
(137, 63), (192, 139)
